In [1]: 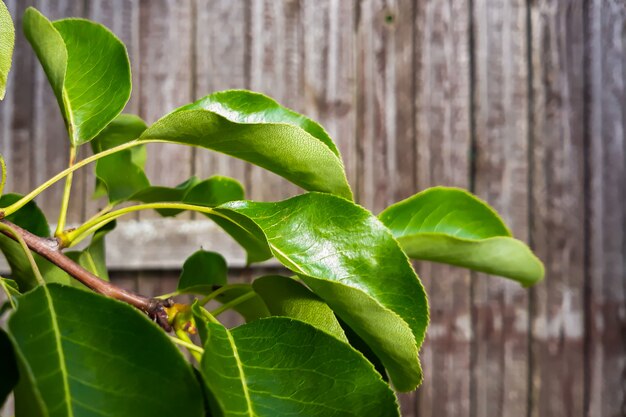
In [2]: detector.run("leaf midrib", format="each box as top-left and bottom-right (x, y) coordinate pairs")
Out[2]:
(225, 329), (256, 417)
(42, 286), (74, 417)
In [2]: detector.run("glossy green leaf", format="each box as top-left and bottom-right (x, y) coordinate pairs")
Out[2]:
(213, 193), (428, 391)
(23, 7), (131, 145)
(8, 284), (204, 417)
(0, 328), (18, 408)
(178, 250), (227, 295)
(200, 318), (399, 417)
(183, 176), (245, 207)
(140, 90), (352, 199)
(66, 221), (115, 281)
(212, 285), (270, 323)
(0, 0), (14, 100)
(252, 275), (347, 342)
(91, 114), (149, 203)
(379, 187), (545, 286)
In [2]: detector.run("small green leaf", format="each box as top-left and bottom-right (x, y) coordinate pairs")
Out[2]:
(178, 250), (227, 295)
(0, 328), (18, 408)
(23, 7), (131, 145)
(213, 193), (428, 391)
(379, 187), (545, 286)
(252, 275), (348, 342)
(183, 176), (245, 207)
(0, 276), (19, 308)
(0, 0), (14, 100)
(130, 176), (201, 216)
(91, 114), (149, 203)
(200, 318), (399, 417)
(67, 221), (115, 281)
(140, 90), (352, 200)
(8, 284), (204, 417)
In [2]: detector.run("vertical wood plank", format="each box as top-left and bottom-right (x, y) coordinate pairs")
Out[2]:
(414, 1), (472, 416)
(529, 1), (586, 416)
(246, 0), (302, 201)
(301, 0), (357, 192)
(84, 0), (141, 219)
(193, 0), (247, 188)
(471, 1), (530, 416)
(585, 1), (626, 416)
(355, 0), (415, 213)
(1, 0), (34, 197)
(31, 0), (86, 224)
(138, 0), (194, 204)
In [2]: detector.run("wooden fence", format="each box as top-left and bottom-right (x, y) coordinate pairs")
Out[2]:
(0, 1), (624, 416)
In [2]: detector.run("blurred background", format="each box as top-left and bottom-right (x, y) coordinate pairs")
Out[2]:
(0, 1), (624, 416)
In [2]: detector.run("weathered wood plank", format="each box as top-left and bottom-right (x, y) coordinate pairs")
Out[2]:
(413, 1), (473, 416)
(193, 0), (248, 190)
(302, 0), (357, 194)
(138, 0), (194, 220)
(355, 0), (415, 213)
(529, 1), (586, 416)
(471, 1), (530, 416)
(585, 1), (626, 416)
(245, 0), (302, 201)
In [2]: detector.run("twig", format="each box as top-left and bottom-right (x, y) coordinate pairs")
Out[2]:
(0, 219), (175, 331)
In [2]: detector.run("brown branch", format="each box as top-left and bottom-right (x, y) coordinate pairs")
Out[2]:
(0, 219), (174, 331)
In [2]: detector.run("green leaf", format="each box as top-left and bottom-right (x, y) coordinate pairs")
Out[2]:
(67, 221), (115, 281)
(0, 328), (18, 408)
(130, 176), (201, 216)
(0, 0), (14, 100)
(8, 284), (204, 417)
(212, 285), (270, 323)
(140, 90), (352, 200)
(213, 193), (428, 391)
(23, 7), (131, 145)
(183, 176), (245, 207)
(200, 318), (399, 417)
(252, 275), (348, 342)
(0, 276), (19, 308)
(0, 194), (50, 290)
(378, 187), (545, 286)
(178, 250), (227, 295)
(91, 114), (149, 203)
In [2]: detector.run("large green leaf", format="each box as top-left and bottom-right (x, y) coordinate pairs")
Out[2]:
(213, 193), (428, 391)
(140, 90), (352, 200)
(0, 328), (18, 407)
(23, 7), (131, 145)
(8, 284), (204, 417)
(379, 187), (545, 286)
(91, 114), (149, 203)
(0, 0), (14, 100)
(200, 318), (399, 417)
(252, 275), (348, 342)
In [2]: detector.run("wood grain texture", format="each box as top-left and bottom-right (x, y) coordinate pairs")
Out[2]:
(529, 1), (586, 416)
(138, 0), (194, 223)
(355, 0), (415, 212)
(302, 0), (357, 192)
(193, 0), (248, 192)
(585, 1), (626, 416)
(471, 1), (530, 416)
(245, 0), (302, 201)
(414, 1), (472, 416)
